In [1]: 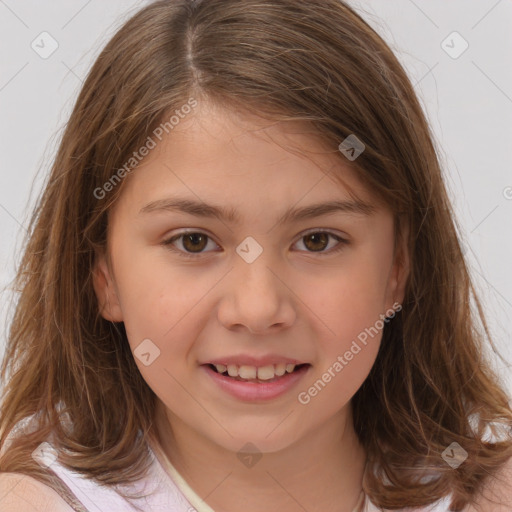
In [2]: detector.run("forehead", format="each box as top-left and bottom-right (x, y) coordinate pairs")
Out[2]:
(114, 101), (384, 218)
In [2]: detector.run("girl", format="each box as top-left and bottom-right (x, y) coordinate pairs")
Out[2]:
(1, 1), (511, 511)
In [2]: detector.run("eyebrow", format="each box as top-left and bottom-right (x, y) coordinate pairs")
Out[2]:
(139, 197), (376, 224)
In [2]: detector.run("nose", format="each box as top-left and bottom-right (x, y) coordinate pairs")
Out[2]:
(216, 249), (296, 334)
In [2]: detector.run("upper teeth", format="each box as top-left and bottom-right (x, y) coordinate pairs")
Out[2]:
(214, 363), (297, 380)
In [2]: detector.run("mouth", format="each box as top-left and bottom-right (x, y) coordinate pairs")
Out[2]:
(205, 362), (311, 383)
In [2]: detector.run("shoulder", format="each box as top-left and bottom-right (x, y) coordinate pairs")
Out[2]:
(464, 456), (512, 512)
(0, 472), (74, 512)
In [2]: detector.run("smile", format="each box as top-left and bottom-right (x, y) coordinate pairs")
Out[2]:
(202, 363), (311, 401)
(210, 362), (306, 381)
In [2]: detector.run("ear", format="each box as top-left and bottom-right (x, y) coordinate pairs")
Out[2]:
(92, 253), (124, 322)
(386, 218), (410, 309)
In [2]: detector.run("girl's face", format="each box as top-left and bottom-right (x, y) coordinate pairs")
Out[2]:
(94, 102), (408, 454)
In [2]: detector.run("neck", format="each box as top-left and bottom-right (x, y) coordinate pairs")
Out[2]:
(150, 400), (366, 512)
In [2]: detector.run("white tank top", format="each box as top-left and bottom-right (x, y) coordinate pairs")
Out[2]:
(31, 438), (452, 512)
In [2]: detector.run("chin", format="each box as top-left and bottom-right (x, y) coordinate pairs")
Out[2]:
(207, 426), (303, 455)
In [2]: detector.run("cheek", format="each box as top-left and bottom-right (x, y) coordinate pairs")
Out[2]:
(297, 339), (379, 414)
(111, 240), (200, 329)
(296, 273), (386, 411)
(294, 248), (392, 406)
(109, 253), (212, 394)
(301, 253), (392, 345)
(117, 277), (208, 410)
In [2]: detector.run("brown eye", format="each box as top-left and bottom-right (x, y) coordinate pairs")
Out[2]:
(163, 230), (348, 259)
(294, 231), (348, 255)
(303, 233), (330, 252)
(182, 233), (208, 253)
(163, 231), (219, 257)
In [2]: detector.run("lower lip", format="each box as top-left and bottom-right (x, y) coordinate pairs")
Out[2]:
(202, 364), (311, 402)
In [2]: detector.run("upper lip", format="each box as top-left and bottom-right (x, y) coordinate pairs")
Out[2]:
(203, 355), (308, 367)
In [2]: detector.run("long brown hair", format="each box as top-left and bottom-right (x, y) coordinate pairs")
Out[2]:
(1, 0), (511, 510)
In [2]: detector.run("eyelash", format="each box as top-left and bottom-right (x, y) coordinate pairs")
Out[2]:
(161, 229), (349, 259)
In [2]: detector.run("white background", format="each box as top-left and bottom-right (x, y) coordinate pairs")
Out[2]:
(0, 1), (511, 395)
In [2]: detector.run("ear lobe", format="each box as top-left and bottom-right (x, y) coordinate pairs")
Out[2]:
(387, 220), (410, 308)
(92, 253), (124, 322)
